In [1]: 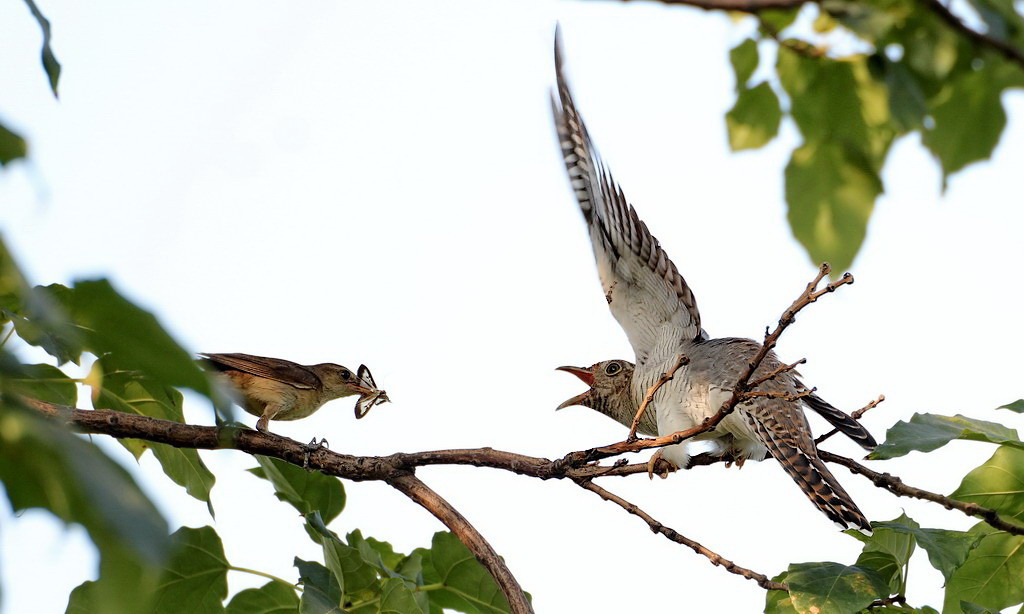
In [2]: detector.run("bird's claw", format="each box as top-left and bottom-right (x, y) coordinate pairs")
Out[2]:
(303, 437), (330, 470)
(646, 450), (675, 480)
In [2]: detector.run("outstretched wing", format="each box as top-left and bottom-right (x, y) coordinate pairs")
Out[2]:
(552, 29), (702, 365)
(745, 400), (871, 530)
(199, 352), (321, 390)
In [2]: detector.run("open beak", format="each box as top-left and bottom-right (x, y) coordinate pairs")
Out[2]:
(555, 365), (594, 410)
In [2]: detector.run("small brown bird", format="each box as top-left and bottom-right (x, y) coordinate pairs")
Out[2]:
(199, 352), (383, 433)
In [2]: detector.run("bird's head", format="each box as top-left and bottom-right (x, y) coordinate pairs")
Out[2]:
(313, 363), (372, 398)
(555, 359), (635, 412)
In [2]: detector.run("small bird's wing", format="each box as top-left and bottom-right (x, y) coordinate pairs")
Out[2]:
(199, 353), (321, 390)
(745, 399), (871, 530)
(552, 30), (702, 364)
(802, 390), (877, 450)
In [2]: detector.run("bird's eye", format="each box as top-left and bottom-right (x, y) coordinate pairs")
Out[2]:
(604, 362), (621, 376)
(340, 369), (351, 379)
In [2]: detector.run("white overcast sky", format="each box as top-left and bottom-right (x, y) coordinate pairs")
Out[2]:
(2, 1), (1023, 612)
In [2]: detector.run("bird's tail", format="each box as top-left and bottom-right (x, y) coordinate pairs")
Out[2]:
(802, 392), (877, 450)
(754, 419), (872, 531)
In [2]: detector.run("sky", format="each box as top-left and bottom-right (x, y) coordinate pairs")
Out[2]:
(1, 0), (1023, 612)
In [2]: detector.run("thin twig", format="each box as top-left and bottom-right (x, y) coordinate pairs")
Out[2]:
(627, 354), (688, 441)
(575, 479), (787, 590)
(386, 474), (533, 614)
(820, 450), (1024, 536)
(748, 358), (806, 389)
(814, 395), (885, 445)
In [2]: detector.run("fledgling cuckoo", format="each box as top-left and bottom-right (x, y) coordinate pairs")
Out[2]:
(550, 30), (875, 531)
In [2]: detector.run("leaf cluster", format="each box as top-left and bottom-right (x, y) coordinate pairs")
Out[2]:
(0, 237), (511, 613)
(767, 408), (1024, 613)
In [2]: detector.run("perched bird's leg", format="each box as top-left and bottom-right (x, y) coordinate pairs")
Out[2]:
(646, 449), (678, 480)
(304, 437), (330, 470)
(256, 403), (283, 434)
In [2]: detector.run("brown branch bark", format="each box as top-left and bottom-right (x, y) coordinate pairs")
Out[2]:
(628, 0), (807, 11)
(820, 450), (1024, 536)
(625, 0), (1024, 70)
(575, 479), (788, 590)
(24, 399), (780, 596)
(385, 473), (534, 614)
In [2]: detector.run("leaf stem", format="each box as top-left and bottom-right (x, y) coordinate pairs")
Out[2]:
(226, 565), (298, 591)
(0, 325), (14, 348)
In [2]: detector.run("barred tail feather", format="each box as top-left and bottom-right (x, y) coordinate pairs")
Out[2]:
(803, 392), (878, 451)
(753, 420), (872, 531)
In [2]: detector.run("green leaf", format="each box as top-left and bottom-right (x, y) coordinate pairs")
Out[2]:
(960, 602), (1001, 614)
(226, 581), (300, 614)
(72, 279), (212, 395)
(305, 513), (380, 602)
(379, 578), (424, 614)
(725, 81), (782, 151)
(853, 549), (902, 593)
(152, 526), (229, 614)
(758, 8), (800, 33)
(345, 529), (407, 579)
(998, 400), (1024, 414)
(776, 51), (890, 156)
(250, 455), (346, 524)
(951, 445), (1024, 520)
(0, 245), (83, 364)
(869, 413), (1022, 460)
(923, 68), (1008, 179)
(65, 581), (99, 613)
(416, 532), (512, 614)
(5, 363), (77, 405)
(868, 521), (984, 583)
(92, 358), (215, 510)
(295, 558), (343, 614)
(847, 512), (917, 591)
(729, 38), (759, 91)
(784, 561), (890, 614)
(944, 524), (1024, 613)
(0, 121), (28, 166)
(877, 58), (928, 132)
(0, 401), (168, 614)
(764, 572), (798, 614)
(22, 0), (61, 96)
(784, 140), (880, 272)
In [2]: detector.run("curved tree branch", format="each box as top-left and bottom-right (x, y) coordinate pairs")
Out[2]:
(385, 473), (534, 614)
(24, 399), (781, 596)
(626, 0), (1024, 70)
(820, 450), (1024, 536)
(575, 479), (788, 590)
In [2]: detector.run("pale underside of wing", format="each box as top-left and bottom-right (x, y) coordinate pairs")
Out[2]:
(552, 30), (702, 365)
(199, 352), (321, 390)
